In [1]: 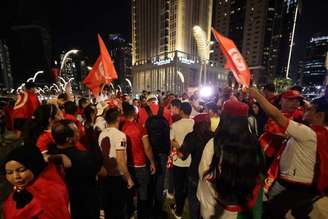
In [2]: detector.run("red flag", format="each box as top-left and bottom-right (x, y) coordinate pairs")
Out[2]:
(98, 34), (118, 81)
(83, 34), (118, 95)
(212, 28), (250, 88)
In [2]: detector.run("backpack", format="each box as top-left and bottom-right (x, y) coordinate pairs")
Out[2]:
(144, 105), (170, 155)
(311, 125), (328, 195)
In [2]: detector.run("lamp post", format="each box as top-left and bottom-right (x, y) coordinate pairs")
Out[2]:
(60, 49), (79, 74)
(26, 70), (44, 82)
(193, 25), (210, 86)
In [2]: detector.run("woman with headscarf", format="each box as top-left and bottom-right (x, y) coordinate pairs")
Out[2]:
(2, 146), (70, 219)
(197, 100), (264, 219)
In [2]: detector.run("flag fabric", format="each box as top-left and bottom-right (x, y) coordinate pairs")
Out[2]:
(83, 34), (118, 95)
(212, 28), (251, 88)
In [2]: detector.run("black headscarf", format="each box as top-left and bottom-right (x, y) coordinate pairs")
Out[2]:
(2, 146), (47, 209)
(2, 146), (46, 177)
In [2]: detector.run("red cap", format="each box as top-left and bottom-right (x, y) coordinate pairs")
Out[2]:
(193, 113), (210, 123)
(281, 90), (303, 99)
(222, 100), (249, 117)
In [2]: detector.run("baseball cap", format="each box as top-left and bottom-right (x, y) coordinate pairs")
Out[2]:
(281, 90), (303, 100)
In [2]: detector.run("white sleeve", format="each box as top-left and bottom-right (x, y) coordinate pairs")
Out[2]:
(286, 120), (316, 143)
(170, 124), (175, 141)
(116, 133), (127, 151)
(199, 138), (215, 179)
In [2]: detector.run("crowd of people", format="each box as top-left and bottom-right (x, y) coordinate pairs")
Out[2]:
(1, 81), (328, 219)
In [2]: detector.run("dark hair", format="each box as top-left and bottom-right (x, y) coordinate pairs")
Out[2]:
(57, 93), (68, 101)
(289, 85), (303, 93)
(51, 120), (75, 145)
(23, 104), (58, 147)
(312, 97), (328, 125)
(123, 104), (136, 118)
(249, 102), (262, 116)
(204, 112), (263, 206)
(78, 97), (88, 108)
(84, 105), (96, 125)
(206, 102), (219, 115)
(194, 118), (213, 142)
(264, 83), (275, 93)
(180, 102), (192, 116)
(25, 82), (36, 90)
(64, 101), (77, 115)
(171, 99), (182, 109)
(104, 108), (120, 124)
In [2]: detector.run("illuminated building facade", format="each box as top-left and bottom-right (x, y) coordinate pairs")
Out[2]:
(132, 0), (226, 93)
(0, 39), (13, 89)
(302, 35), (328, 86)
(212, 0), (300, 85)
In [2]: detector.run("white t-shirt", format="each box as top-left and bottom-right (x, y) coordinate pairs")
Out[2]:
(279, 120), (318, 184)
(98, 127), (127, 159)
(170, 118), (194, 167)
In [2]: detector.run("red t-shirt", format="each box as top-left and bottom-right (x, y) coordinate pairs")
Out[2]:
(138, 102), (172, 127)
(37, 131), (54, 153)
(122, 120), (147, 167)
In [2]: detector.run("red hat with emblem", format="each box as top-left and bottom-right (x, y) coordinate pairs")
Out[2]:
(222, 99), (249, 117)
(281, 90), (303, 100)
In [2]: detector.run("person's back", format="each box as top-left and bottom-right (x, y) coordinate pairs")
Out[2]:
(51, 119), (100, 219)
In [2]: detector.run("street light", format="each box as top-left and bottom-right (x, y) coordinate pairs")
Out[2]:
(125, 78), (132, 88)
(193, 25), (210, 85)
(26, 70), (44, 82)
(60, 49), (79, 74)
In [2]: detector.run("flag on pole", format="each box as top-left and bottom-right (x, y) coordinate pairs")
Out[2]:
(212, 27), (251, 88)
(83, 34), (118, 95)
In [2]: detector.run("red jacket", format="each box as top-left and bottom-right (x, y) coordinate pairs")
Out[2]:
(3, 164), (70, 219)
(13, 91), (40, 119)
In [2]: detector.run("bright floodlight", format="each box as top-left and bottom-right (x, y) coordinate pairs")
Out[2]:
(200, 86), (213, 98)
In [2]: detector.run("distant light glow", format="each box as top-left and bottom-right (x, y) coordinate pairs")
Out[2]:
(200, 86), (213, 98)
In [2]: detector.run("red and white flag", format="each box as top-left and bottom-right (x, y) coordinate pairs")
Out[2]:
(83, 34), (118, 95)
(212, 28), (250, 88)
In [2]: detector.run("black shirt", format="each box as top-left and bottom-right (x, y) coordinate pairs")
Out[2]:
(180, 131), (213, 181)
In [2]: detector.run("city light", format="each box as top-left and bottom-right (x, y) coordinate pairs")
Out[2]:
(199, 86), (213, 98)
(26, 70), (44, 82)
(60, 49), (79, 74)
(125, 78), (132, 88)
(177, 70), (185, 83)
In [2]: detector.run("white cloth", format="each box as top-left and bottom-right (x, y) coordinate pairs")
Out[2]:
(98, 127), (127, 159)
(197, 138), (238, 219)
(279, 120), (318, 184)
(170, 118), (194, 167)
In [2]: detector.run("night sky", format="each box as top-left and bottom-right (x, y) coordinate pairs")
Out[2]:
(0, 0), (327, 81)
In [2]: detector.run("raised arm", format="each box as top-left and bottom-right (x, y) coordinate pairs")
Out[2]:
(248, 88), (289, 129)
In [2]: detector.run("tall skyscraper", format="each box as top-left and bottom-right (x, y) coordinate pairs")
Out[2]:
(0, 39), (13, 89)
(132, 0), (226, 93)
(267, 0), (301, 81)
(108, 34), (132, 93)
(212, 0), (300, 85)
(302, 35), (328, 86)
